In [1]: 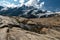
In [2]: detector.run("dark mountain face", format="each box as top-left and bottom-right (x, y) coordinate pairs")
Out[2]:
(0, 6), (4, 10)
(0, 5), (35, 16)
(0, 5), (38, 16)
(0, 7), (23, 16)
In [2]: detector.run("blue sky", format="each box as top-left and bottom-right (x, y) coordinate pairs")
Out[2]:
(0, 0), (60, 11)
(42, 0), (60, 11)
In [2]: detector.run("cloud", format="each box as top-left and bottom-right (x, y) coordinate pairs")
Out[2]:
(25, 0), (45, 9)
(0, 0), (45, 9)
(40, 2), (44, 8)
(0, 0), (20, 8)
(19, 0), (25, 7)
(19, 0), (24, 3)
(25, 0), (37, 7)
(14, 0), (17, 1)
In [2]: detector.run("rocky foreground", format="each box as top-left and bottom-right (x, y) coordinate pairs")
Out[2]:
(0, 15), (60, 40)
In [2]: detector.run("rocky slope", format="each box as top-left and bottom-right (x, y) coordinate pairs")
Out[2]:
(0, 15), (60, 40)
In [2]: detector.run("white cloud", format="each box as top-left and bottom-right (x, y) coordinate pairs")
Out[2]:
(0, 0), (20, 8)
(25, 0), (37, 7)
(19, 0), (24, 3)
(19, 0), (24, 4)
(40, 2), (44, 8)
(0, 0), (45, 9)
(37, 0), (40, 2)
(25, 0), (45, 9)
(14, 0), (17, 2)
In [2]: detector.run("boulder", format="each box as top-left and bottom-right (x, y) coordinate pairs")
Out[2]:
(27, 20), (37, 25)
(0, 27), (8, 40)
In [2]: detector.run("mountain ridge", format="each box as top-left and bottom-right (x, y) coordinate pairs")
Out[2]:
(0, 5), (59, 18)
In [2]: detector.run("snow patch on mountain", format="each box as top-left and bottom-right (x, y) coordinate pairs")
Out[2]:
(0, 7), (8, 11)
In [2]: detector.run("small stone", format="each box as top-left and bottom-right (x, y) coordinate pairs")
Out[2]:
(27, 21), (37, 25)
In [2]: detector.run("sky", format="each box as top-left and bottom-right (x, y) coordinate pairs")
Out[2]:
(0, 0), (60, 12)
(42, 0), (60, 11)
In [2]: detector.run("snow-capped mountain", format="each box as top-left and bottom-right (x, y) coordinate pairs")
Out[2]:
(0, 5), (58, 18)
(0, 0), (45, 17)
(0, 0), (58, 18)
(0, 5), (48, 17)
(0, 5), (34, 15)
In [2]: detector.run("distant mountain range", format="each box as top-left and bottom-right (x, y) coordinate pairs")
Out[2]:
(0, 5), (58, 18)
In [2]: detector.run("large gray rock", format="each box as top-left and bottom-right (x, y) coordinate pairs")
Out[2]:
(0, 27), (8, 40)
(0, 16), (19, 27)
(8, 27), (60, 40)
(0, 15), (59, 40)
